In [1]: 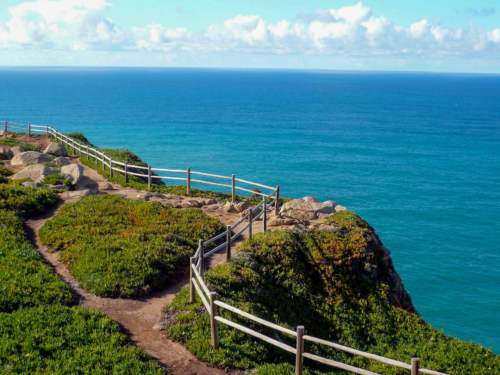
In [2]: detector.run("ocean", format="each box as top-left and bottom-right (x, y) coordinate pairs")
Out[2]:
(1, 67), (499, 352)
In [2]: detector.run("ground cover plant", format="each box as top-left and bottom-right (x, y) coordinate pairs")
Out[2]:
(42, 173), (72, 187)
(167, 211), (500, 374)
(0, 305), (164, 374)
(0, 181), (58, 217)
(40, 194), (225, 297)
(0, 137), (41, 151)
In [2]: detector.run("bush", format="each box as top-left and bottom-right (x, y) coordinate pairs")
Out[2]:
(42, 173), (72, 187)
(0, 182), (58, 217)
(166, 213), (499, 374)
(40, 195), (225, 297)
(0, 137), (41, 151)
(0, 209), (73, 313)
(0, 305), (164, 374)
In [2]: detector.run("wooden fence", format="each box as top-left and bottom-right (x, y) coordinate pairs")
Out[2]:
(3, 120), (449, 375)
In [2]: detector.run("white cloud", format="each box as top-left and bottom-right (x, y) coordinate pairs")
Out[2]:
(488, 28), (500, 43)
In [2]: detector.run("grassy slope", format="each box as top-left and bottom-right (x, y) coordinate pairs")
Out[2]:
(166, 212), (500, 374)
(40, 195), (225, 297)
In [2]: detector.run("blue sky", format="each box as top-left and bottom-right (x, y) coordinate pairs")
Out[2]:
(0, 0), (499, 72)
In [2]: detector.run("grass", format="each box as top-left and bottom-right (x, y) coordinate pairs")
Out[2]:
(0, 305), (164, 374)
(166, 212), (500, 374)
(42, 173), (72, 187)
(40, 195), (225, 297)
(0, 181), (58, 217)
(0, 137), (41, 151)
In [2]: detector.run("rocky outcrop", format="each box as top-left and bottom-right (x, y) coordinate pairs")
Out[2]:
(280, 196), (336, 221)
(61, 164), (83, 185)
(0, 146), (13, 160)
(53, 156), (71, 166)
(43, 142), (67, 157)
(11, 164), (58, 182)
(10, 151), (51, 166)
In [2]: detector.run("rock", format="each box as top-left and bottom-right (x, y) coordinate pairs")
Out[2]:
(53, 156), (71, 166)
(0, 146), (13, 160)
(61, 163), (83, 185)
(97, 181), (114, 191)
(21, 181), (40, 188)
(280, 196), (336, 221)
(10, 146), (24, 155)
(223, 201), (237, 213)
(60, 189), (94, 200)
(11, 164), (59, 181)
(268, 216), (299, 227)
(335, 204), (347, 212)
(43, 142), (67, 156)
(234, 200), (251, 213)
(10, 151), (51, 166)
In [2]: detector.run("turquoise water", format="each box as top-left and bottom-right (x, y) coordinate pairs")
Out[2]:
(1, 68), (499, 351)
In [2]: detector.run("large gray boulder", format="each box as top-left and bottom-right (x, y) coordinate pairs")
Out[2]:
(53, 156), (71, 166)
(10, 151), (51, 166)
(61, 163), (83, 185)
(11, 164), (59, 182)
(0, 146), (13, 160)
(280, 196), (336, 221)
(43, 142), (67, 157)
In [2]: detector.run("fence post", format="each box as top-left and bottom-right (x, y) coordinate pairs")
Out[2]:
(248, 209), (253, 240)
(226, 225), (232, 261)
(45, 126), (49, 136)
(199, 239), (205, 276)
(28, 123), (31, 137)
(147, 165), (152, 190)
(275, 185), (280, 216)
(101, 152), (105, 170)
(124, 162), (128, 184)
(186, 168), (191, 195)
(189, 257), (195, 303)
(263, 196), (268, 232)
(231, 174), (236, 203)
(209, 292), (219, 349)
(109, 158), (113, 177)
(411, 357), (420, 375)
(3, 120), (7, 134)
(295, 326), (304, 375)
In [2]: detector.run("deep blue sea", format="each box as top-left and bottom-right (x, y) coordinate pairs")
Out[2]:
(1, 68), (499, 352)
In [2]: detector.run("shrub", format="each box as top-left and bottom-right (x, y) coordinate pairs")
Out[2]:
(40, 195), (225, 297)
(42, 173), (72, 187)
(0, 137), (41, 151)
(0, 182), (58, 217)
(0, 305), (164, 374)
(0, 209), (73, 313)
(166, 214), (500, 374)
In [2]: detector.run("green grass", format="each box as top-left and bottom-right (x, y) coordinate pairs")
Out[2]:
(0, 305), (164, 374)
(0, 137), (41, 151)
(42, 173), (72, 187)
(166, 212), (500, 374)
(40, 195), (225, 297)
(0, 181), (58, 217)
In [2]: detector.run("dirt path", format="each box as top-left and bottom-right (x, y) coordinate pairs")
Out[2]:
(23, 162), (251, 375)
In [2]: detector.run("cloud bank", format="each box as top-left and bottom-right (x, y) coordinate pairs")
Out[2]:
(1, 1), (499, 66)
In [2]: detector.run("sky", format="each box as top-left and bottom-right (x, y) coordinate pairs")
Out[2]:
(0, 0), (499, 72)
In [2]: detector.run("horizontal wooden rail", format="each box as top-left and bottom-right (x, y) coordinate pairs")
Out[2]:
(302, 352), (380, 375)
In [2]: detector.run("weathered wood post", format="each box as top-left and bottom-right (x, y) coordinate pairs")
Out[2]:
(411, 357), (420, 375)
(263, 196), (268, 232)
(295, 326), (305, 375)
(109, 158), (113, 177)
(248, 209), (253, 240)
(226, 225), (232, 261)
(147, 165), (152, 190)
(199, 239), (205, 276)
(275, 185), (280, 216)
(28, 123), (31, 137)
(124, 162), (129, 184)
(189, 256), (195, 303)
(231, 174), (236, 203)
(3, 120), (7, 134)
(45, 125), (49, 136)
(101, 152), (105, 170)
(186, 168), (191, 195)
(209, 292), (219, 349)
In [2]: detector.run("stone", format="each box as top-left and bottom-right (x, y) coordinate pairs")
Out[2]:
(234, 200), (251, 213)
(11, 164), (59, 181)
(279, 196), (336, 221)
(43, 142), (67, 156)
(10, 151), (51, 166)
(10, 146), (24, 155)
(53, 156), (71, 166)
(335, 204), (347, 212)
(0, 146), (13, 160)
(60, 189), (94, 200)
(61, 163), (83, 185)
(268, 216), (299, 227)
(223, 201), (237, 213)
(97, 181), (114, 191)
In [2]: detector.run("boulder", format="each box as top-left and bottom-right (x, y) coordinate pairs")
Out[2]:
(0, 146), (13, 160)
(234, 200), (251, 213)
(280, 196), (336, 222)
(10, 151), (51, 166)
(53, 156), (71, 166)
(11, 164), (59, 181)
(43, 142), (67, 156)
(335, 204), (347, 212)
(223, 201), (237, 213)
(10, 146), (24, 155)
(97, 181), (114, 191)
(61, 163), (83, 185)
(60, 189), (94, 200)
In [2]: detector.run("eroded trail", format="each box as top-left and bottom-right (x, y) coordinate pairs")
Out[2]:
(24, 162), (248, 375)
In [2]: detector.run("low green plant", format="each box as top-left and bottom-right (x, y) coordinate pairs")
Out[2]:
(42, 173), (72, 187)
(0, 181), (57, 217)
(166, 213), (500, 374)
(40, 195), (225, 297)
(0, 137), (41, 151)
(0, 305), (164, 374)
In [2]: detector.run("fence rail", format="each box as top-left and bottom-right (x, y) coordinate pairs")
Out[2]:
(3, 120), (449, 375)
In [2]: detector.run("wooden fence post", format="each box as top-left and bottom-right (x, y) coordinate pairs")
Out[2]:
(263, 196), (268, 232)
(45, 126), (49, 136)
(189, 257), (195, 303)
(28, 123), (31, 137)
(186, 168), (191, 195)
(226, 225), (232, 261)
(411, 357), (420, 375)
(248, 209), (253, 240)
(295, 326), (305, 375)
(231, 174), (236, 203)
(101, 152), (105, 170)
(275, 185), (280, 216)
(3, 120), (7, 134)
(199, 239), (205, 276)
(147, 165), (152, 190)
(209, 292), (219, 349)
(109, 158), (113, 177)
(124, 162), (128, 184)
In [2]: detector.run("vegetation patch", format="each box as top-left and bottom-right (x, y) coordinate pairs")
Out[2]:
(0, 305), (164, 374)
(166, 213), (499, 374)
(42, 173), (72, 187)
(0, 137), (41, 151)
(40, 195), (224, 297)
(0, 181), (58, 217)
